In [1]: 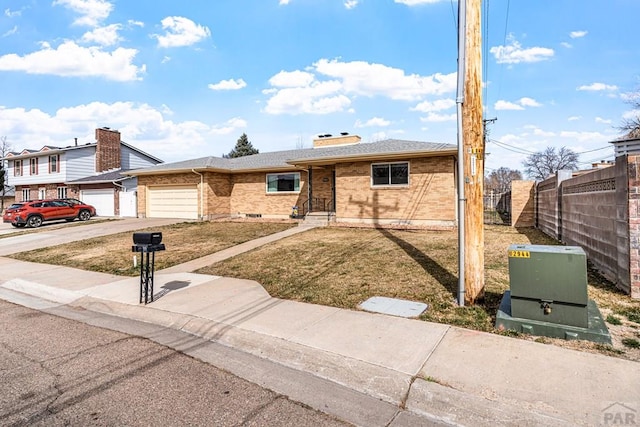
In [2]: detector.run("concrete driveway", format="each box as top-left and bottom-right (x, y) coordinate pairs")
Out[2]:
(0, 217), (188, 256)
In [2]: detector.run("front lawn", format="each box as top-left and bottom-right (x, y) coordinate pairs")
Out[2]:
(10, 221), (296, 275)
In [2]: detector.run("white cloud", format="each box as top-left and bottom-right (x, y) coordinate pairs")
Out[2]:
(568, 116), (582, 121)
(269, 70), (315, 87)
(53, 0), (113, 27)
(622, 110), (640, 120)
(494, 97), (541, 110)
(264, 81), (351, 115)
(490, 35), (554, 64)
(279, 0), (291, 4)
(4, 8), (22, 18)
(570, 30), (587, 39)
(263, 58), (456, 115)
(494, 100), (524, 111)
(211, 117), (247, 135)
(344, 0), (359, 9)
(577, 82), (618, 92)
(154, 16), (211, 48)
(80, 24), (122, 46)
(530, 127), (555, 137)
(595, 117), (612, 124)
(2, 26), (18, 37)
(394, 0), (446, 5)
(0, 40), (144, 81)
(0, 102), (246, 161)
(411, 99), (455, 113)
(559, 130), (605, 142)
(161, 56), (171, 64)
(420, 113), (456, 122)
(560, 42), (572, 49)
(128, 20), (144, 28)
(354, 117), (391, 128)
(208, 78), (247, 91)
(519, 97), (541, 107)
(314, 58), (456, 101)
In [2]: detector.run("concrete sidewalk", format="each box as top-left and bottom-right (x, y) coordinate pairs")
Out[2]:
(0, 225), (638, 426)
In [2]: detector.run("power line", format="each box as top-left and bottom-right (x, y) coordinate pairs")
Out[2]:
(488, 138), (536, 155)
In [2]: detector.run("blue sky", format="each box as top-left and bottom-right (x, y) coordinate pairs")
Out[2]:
(1, 0), (639, 175)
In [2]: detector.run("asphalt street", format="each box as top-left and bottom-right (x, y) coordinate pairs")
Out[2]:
(0, 299), (350, 426)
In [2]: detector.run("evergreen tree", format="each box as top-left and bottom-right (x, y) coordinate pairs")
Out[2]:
(226, 133), (259, 158)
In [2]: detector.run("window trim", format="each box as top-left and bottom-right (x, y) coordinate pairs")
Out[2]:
(29, 158), (38, 175)
(21, 188), (30, 201)
(371, 161), (410, 187)
(14, 159), (22, 176)
(266, 172), (301, 194)
(49, 154), (60, 173)
(57, 186), (67, 199)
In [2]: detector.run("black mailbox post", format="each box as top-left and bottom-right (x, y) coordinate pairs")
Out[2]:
(132, 232), (166, 304)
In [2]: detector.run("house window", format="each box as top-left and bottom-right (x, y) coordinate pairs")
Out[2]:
(49, 155), (59, 173)
(38, 188), (46, 199)
(22, 189), (30, 201)
(30, 158), (38, 175)
(371, 162), (409, 187)
(57, 187), (67, 199)
(266, 173), (300, 193)
(14, 160), (22, 176)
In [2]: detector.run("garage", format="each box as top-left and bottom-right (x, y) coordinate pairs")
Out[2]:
(80, 189), (115, 217)
(148, 186), (198, 219)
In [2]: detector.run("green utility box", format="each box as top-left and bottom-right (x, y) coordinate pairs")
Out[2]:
(508, 244), (588, 328)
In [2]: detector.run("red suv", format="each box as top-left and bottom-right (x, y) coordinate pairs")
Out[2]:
(2, 199), (97, 228)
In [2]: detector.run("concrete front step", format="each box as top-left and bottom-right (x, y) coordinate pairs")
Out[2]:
(303, 212), (335, 226)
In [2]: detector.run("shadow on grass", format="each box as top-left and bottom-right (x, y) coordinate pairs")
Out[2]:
(376, 227), (458, 300)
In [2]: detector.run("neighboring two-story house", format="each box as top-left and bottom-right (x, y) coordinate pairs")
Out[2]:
(3, 127), (163, 217)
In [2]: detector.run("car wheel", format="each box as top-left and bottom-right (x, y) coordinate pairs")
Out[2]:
(15, 223), (26, 228)
(78, 210), (91, 221)
(27, 216), (43, 228)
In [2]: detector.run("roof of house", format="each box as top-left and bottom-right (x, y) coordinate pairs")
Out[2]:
(66, 169), (134, 185)
(127, 139), (457, 175)
(3, 141), (163, 164)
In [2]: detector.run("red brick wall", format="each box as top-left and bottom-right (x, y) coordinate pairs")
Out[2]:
(95, 128), (121, 172)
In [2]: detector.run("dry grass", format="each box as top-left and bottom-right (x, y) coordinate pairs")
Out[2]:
(10, 221), (296, 275)
(9, 220), (640, 360)
(198, 224), (640, 361)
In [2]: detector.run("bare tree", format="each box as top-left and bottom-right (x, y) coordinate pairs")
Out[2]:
(1, 136), (13, 212)
(522, 146), (579, 181)
(484, 167), (523, 192)
(619, 91), (640, 138)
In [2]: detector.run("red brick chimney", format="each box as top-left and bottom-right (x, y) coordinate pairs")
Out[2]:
(95, 127), (121, 172)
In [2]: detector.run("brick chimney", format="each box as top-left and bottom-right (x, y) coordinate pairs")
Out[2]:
(95, 127), (121, 172)
(313, 132), (361, 148)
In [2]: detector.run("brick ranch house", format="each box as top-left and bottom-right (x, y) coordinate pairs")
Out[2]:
(127, 134), (458, 227)
(4, 128), (162, 217)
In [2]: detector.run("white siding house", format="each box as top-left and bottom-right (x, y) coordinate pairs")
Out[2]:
(3, 128), (162, 217)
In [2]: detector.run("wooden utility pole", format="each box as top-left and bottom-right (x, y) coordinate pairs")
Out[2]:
(462, 0), (484, 304)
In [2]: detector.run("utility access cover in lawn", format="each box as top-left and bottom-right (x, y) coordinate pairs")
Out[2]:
(359, 296), (428, 318)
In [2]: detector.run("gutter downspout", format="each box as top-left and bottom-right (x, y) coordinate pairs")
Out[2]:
(456, 0), (467, 307)
(191, 169), (204, 220)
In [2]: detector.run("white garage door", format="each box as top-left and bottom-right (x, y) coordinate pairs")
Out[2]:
(148, 186), (198, 219)
(80, 189), (115, 217)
